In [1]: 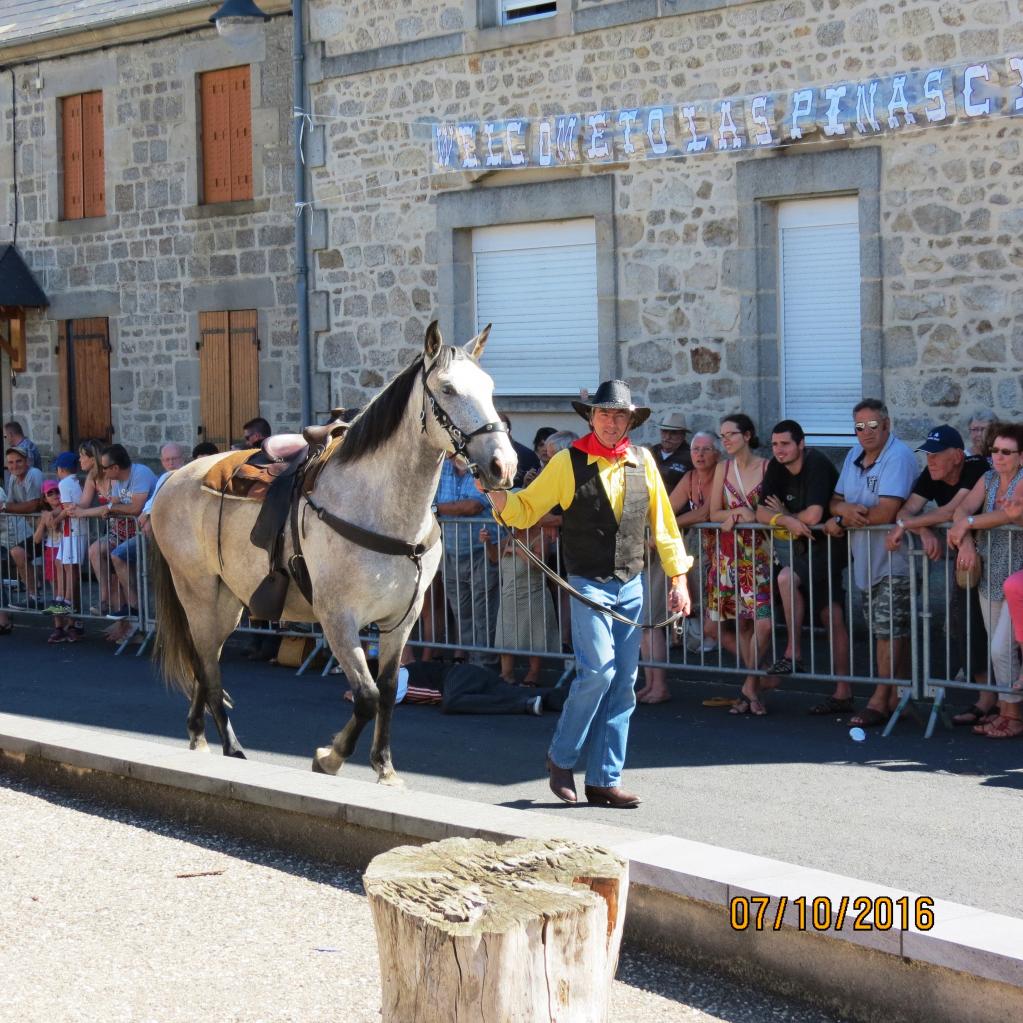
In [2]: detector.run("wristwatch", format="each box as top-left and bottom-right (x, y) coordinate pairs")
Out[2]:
(431, 503), (438, 515)
(966, 515), (975, 526)
(896, 517), (905, 529)
(834, 514), (843, 526)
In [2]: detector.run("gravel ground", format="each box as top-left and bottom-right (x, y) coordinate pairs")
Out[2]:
(0, 773), (847, 1023)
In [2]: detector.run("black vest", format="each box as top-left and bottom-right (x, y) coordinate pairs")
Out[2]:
(561, 447), (649, 582)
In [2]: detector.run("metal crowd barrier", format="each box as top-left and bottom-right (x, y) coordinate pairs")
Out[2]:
(2, 509), (1019, 736)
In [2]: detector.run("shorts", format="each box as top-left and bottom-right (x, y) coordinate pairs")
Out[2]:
(44, 545), (59, 582)
(862, 576), (911, 639)
(773, 542), (846, 616)
(111, 536), (140, 565)
(58, 536), (85, 565)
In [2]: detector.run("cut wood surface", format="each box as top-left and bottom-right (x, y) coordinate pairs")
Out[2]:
(364, 836), (628, 1023)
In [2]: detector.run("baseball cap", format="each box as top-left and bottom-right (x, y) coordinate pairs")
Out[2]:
(917, 425), (964, 453)
(42, 480), (60, 494)
(52, 451), (80, 471)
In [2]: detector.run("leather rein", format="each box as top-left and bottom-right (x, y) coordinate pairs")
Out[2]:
(480, 488), (687, 632)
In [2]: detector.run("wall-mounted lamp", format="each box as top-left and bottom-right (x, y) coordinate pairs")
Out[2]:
(208, 0), (270, 48)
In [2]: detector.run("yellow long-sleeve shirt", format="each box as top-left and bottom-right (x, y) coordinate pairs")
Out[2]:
(497, 446), (693, 579)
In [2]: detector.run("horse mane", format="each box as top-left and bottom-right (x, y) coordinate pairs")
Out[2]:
(333, 346), (459, 467)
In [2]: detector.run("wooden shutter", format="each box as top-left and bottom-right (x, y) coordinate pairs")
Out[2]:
(62, 94), (84, 220)
(228, 67), (253, 201)
(61, 318), (113, 446)
(198, 309), (260, 449)
(228, 309), (260, 440)
(199, 311), (232, 449)
(82, 91), (105, 218)
(778, 197), (862, 442)
(201, 70), (233, 204)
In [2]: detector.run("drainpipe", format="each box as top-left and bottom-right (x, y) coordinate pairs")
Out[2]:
(293, 0), (312, 427)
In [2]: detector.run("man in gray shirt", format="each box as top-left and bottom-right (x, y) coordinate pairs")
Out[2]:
(1, 446), (45, 611)
(825, 399), (918, 728)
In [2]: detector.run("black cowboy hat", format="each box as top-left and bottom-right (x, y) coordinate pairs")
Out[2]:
(571, 379), (651, 428)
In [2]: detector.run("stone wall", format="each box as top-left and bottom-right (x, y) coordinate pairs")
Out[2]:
(0, 18), (300, 460)
(308, 0), (1023, 446)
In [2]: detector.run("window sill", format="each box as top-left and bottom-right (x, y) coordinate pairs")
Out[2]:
(467, 10), (571, 53)
(183, 198), (269, 220)
(48, 215), (117, 236)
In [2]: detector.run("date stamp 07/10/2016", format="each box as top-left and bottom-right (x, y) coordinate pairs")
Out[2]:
(729, 895), (935, 933)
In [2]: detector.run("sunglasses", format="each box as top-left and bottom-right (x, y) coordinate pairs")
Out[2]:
(990, 446), (1020, 456)
(100, 463), (116, 471)
(854, 420), (884, 432)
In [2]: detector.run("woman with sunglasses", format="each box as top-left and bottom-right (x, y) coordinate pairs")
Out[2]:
(706, 414), (773, 715)
(948, 423), (1023, 739)
(73, 441), (125, 617)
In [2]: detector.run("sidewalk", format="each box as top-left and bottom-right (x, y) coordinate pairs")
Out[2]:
(0, 771), (846, 1023)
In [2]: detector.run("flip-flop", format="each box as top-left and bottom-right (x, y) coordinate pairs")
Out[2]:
(850, 707), (887, 728)
(951, 704), (995, 726)
(978, 715), (1023, 739)
(702, 696), (735, 708)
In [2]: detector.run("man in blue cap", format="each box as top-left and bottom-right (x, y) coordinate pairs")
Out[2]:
(886, 424), (990, 719)
(480, 380), (692, 808)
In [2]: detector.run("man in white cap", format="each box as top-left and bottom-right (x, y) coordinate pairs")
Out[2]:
(648, 411), (692, 492)
(481, 380), (692, 808)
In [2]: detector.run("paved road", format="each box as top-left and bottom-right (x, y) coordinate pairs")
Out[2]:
(0, 620), (1020, 922)
(1, 773), (849, 1023)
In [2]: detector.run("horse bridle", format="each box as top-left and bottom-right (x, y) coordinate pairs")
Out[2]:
(419, 355), (507, 473)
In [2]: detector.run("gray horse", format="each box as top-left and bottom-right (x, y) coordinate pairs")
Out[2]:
(149, 322), (516, 785)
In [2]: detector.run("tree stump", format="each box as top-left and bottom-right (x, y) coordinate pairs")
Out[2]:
(364, 836), (628, 1023)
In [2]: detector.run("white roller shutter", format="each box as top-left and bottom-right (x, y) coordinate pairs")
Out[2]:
(778, 197), (862, 442)
(473, 219), (598, 396)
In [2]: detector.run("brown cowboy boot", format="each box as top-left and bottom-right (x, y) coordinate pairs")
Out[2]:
(584, 784), (641, 808)
(546, 756), (577, 804)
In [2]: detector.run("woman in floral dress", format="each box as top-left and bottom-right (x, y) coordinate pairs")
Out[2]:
(706, 414), (774, 714)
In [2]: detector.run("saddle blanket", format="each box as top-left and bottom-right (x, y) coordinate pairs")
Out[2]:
(201, 448), (279, 502)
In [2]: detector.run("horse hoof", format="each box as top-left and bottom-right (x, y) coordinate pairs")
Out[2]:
(377, 772), (405, 788)
(313, 747), (341, 775)
(189, 737), (210, 753)
(225, 749), (247, 759)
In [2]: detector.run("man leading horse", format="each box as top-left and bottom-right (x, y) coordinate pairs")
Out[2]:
(481, 380), (692, 808)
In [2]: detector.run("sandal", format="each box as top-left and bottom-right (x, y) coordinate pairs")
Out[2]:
(951, 704), (996, 727)
(730, 693), (767, 716)
(767, 657), (803, 676)
(808, 696), (855, 716)
(977, 715), (1023, 739)
(850, 706), (888, 728)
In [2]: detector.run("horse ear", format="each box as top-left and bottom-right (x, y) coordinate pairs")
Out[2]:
(424, 320), (443, 359)
(465, 323), (492, 361)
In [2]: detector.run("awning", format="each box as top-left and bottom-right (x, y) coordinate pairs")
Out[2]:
(0, 244), (49, 308)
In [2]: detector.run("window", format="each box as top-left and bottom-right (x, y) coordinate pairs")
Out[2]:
(198, 310), (259, 450)
(501, 0), (557, 24)
(778, 197), (862, 442)
(61, 92), (104, 219)
(58, 318), (112, 447)
(472, 219), (598, 396)
(199, 66), (253, 204)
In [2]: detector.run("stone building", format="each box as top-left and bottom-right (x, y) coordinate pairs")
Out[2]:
(0, 0), (309, 460)
(306, 0), (1023, 448)
(3, 0), (1021, 460)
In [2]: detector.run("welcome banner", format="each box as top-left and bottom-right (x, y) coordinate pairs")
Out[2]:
(431, 57), (1023, 172)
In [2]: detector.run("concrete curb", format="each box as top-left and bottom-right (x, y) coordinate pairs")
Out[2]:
(1, 713), (1020, 1023)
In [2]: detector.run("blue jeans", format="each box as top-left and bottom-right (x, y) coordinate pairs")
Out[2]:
(549, 573), (643, 788)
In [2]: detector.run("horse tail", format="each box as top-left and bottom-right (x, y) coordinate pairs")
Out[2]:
(149, 534), (203, 699)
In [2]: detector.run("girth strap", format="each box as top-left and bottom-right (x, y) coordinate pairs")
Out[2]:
(304, 495), (440, 559)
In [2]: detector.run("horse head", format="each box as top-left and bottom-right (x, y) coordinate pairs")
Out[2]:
(422, 321), (517, 490)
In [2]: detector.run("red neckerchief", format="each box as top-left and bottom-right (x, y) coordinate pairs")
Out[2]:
(572, 432), (631, 461)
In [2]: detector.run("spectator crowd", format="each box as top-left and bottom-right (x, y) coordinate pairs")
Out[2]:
(2, 399), (1022, 742)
